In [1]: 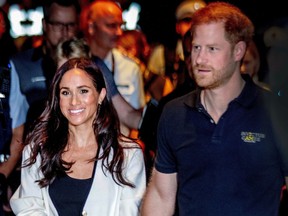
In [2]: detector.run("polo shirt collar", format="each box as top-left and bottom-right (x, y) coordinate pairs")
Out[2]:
(184, 74), (259, 109)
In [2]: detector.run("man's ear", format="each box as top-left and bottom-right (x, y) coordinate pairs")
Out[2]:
(234, 41), (247, 61)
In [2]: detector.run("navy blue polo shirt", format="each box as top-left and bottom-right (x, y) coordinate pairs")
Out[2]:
(155, 76), (287, 216)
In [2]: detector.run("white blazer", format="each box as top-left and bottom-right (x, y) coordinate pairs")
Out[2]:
(10, 142), (146, 216)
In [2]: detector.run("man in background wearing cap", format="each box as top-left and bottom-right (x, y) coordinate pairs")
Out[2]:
(147, 0), (206, 87)
(138, 0), (206, 175)
(175, 0), (206, 61)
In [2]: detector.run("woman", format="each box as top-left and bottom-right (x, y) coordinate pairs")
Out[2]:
(10, 58), (146, 215)
(117, 29), (174, 102)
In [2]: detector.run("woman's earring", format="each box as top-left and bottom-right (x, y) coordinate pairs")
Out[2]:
(97, 103), (102, 113)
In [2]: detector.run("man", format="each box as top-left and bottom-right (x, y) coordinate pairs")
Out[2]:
(147, 0), (206, 83)
(10, 0), (81, 135)
(141, 2), (288, 216)
(0, 64), (24, 215)
(0, 8), (25, 215)
(157, 0), (205, 98)
(175, 0), (206, 61)
(86, 0), (145, 135)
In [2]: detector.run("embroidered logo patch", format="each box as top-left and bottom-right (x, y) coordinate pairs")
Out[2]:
(241, 132), (265, 143)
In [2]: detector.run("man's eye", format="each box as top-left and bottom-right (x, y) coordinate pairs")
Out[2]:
(55, 23), (62, 28)
(209, 47), (217, 51)
(192, 45), (200, 51)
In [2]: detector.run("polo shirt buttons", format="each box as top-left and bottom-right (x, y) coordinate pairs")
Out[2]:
(82, 211), (87, 216)
(210, 119), (214, 124)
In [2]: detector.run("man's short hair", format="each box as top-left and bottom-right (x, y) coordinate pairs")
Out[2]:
(42, 0), (81, 20)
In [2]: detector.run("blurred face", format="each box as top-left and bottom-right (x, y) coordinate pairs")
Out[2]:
(240, 49), (257, 77)
(59, 68), (106, 127)
(43, 3), (78, 52)
(191, 22), (238, 89)
(88, 2), (123, 54)
(183, 31), (192, 75)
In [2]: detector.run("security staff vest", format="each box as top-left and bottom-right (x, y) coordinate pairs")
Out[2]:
(11, 47), (56, 128)
(0, 63), (12, 153)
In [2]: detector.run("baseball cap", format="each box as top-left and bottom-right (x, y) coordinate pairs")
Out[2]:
(175, 0), (206, 21)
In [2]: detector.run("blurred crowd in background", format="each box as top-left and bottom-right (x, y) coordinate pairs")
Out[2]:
(1, 0), (288, 84)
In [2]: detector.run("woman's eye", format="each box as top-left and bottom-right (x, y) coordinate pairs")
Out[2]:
(80, 89), (89, 94)
(60, 90), (70, 96)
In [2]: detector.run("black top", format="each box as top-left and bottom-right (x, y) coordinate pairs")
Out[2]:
(49, 172), (92, 215)
(49, 160), (98, 216)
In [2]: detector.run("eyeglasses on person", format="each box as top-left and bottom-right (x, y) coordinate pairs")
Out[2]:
(46, 20), (77, 32)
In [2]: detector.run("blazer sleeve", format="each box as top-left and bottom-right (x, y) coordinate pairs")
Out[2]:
(10, 145), (49, 216)
(120, 146), (146, 216)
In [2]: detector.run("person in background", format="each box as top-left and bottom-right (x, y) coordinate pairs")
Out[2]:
(137, 30), (197, 179)
(79, 1), (143, 133)
(0, 8), (17, 62)
(10, 58), (146, 215)
(174, 0), (206, 62)
(138, 10), (200, 177)
(117, 29), (173, 177)
(141, 2), (288, 215)
(0, 8), (25, 215)
(56, 37), (91, 68)
(154, 0), (206, 102)
(117, 30), (150, 70)
(117, 29), (174, 103)
(264, 19), (288, 215)
(9, 0), (81, 138)
(147, 0), (206, 87)
(138, 1), (205, 180)
(86, 0), (146, 136)
(240, 39), (270, 90)
(240, 40), (260, 78)
(157, 29), (196, 112)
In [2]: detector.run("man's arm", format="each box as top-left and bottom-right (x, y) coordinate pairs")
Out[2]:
(93, 56), (143, 130)
(111, 94), (142, 130)
(141, 168), (177, 216)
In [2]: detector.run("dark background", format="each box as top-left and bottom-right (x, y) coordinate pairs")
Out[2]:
(5, 0), (288, 45)
(129, 0), (288, 82)
(133, 0), (288, 45)
(3, 0), (288, 81)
